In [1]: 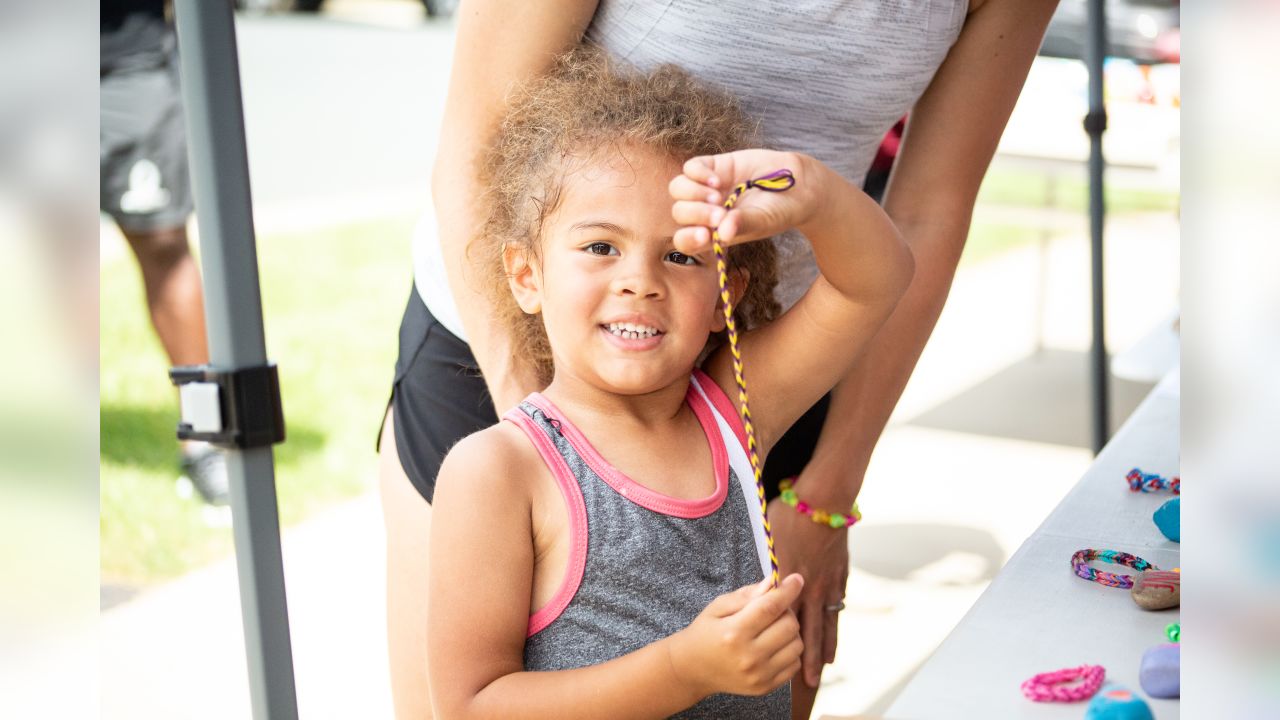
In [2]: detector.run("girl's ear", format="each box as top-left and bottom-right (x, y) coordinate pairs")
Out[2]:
(711, 268), (751, 332)
(503, 244), (542, 314)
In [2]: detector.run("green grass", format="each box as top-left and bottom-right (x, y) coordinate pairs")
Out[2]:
(977, 168), (1180, 215)
(100, 215), (414, 585)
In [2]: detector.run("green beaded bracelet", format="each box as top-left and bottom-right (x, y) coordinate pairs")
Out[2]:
(778, 478), (861, 529)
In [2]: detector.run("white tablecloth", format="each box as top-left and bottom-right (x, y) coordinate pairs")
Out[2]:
(886, 369), (1181, 719)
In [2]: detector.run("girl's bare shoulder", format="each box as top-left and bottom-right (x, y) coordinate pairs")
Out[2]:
(436, 420), (544, 506)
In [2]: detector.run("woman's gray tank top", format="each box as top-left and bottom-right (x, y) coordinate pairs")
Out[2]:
(586, 0), (968, 311)
(504, 371), (787, 718)
(413, 0), (968, 336)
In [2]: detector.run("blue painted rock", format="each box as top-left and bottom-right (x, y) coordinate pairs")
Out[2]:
(1085, 684), (1155, 720)
(1131, 569), (1180, 610)
(1154, 497), (1180, 542)
(1140, 643), (1180, 698)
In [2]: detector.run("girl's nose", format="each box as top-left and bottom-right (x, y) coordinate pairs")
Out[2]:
(612, 258), (663, 299)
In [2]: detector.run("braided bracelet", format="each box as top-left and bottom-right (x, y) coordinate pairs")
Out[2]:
(778, 478), (862, 529)
(1127, 467), (1180, 495)
(1071, 549), (1158, 589)
(712, 169), (796, 588)
(1020, 665), (1106, 702)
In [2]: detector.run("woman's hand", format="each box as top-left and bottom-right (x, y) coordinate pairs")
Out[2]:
(668, 150), (819, 254)
(767, 489), (852, 689)
(667, 573), (805, 698)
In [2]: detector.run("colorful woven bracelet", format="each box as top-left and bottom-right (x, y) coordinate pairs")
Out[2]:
(778, 478), (862, 529)
(712, 168), (796, 588)
(1071, 548), (1158, 589)
(1126, 467), (1180, 495)
(1020, 665), (1106, 703)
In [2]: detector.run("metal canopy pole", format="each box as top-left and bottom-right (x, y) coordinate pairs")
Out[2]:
(170, 2), (299, 718)
(1085, 0), (1111, 453)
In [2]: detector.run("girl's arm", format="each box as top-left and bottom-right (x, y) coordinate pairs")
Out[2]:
(672, 151), (914, 453)
(433, 0), (600, 414)
(428, 427), (806, 720)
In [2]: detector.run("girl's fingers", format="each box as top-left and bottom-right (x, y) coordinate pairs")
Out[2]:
(753, 609), (800, 650)
(671, 200), (726, 228)
(682, 156), (722, 187)
(669, 173), (721, 204)
(673, 226), (710, 254)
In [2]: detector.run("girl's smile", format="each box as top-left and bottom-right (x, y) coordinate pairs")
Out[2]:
(508, 143), (729, 397)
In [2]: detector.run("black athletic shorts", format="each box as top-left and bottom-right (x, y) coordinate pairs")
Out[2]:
(100, 50), (193, 233)
(383, 290), (829, 504)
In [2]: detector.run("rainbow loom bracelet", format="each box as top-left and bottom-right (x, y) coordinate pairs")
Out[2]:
(1126, 467), (1180, 495)
(1020, 665), (1106, 703)
(778, 478), (862, 530)
(1071, 548), (1158, 589)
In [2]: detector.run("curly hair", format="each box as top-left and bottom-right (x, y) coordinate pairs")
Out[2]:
(474, 44), (780, 385)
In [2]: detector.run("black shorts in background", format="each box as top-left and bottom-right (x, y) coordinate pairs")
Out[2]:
(383, 291), (828, 505)
(383, 290), (497, 504)
(100, 50), (193, 233)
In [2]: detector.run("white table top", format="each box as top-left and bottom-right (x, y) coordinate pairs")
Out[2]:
(886, 369), (1181, 719)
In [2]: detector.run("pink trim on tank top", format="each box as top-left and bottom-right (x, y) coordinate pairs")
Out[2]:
(503, 409), (590, 638)
(526, 387), (729, 519)
(691, 369), (749, 454)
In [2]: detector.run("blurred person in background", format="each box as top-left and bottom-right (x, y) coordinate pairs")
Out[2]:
(101, 0), (227, 506)
(378, 1), (1058, 718)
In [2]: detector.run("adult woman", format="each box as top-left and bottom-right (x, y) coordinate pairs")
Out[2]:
(379, 1), (1056, 717)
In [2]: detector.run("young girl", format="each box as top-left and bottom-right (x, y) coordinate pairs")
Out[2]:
(427, 48), (913, 719)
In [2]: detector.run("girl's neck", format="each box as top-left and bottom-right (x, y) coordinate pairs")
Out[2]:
(540, 371), (691, 430)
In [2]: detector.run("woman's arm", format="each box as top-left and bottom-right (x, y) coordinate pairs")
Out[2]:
(774, 0), (1061, 688)
(432, 0), (599, 413)
(428, 428), (806, 719)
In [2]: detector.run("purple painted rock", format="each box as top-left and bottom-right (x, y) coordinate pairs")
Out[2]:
(1084, 684), (1155, 720)
(1131, 569), (1180, 610)
(1140, 643), (1180, 698)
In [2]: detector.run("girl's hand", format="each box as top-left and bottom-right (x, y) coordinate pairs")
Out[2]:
(669, 150), (818, 254)
(666, 573), (805, 698)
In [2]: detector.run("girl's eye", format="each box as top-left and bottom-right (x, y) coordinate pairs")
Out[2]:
(585, 242), (618, 256)
(666, 251), (698, 266)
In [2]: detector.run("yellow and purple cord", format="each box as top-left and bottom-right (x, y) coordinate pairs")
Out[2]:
(709, 168), (795, 589)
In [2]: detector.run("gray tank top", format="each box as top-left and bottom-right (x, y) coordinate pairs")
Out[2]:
(586, 0), (968, 311)
(505, 372), (787, 718)
(415, 0), (968, 337)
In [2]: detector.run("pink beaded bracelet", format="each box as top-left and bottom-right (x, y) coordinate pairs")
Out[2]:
(1020, 664), (1106, 702)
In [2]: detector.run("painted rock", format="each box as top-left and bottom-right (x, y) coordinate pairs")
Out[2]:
(1140, 643), (1180, 698)
(1154, 497), (1180, 542)
(1131, 569), (1181, 610)
(1085, 684), (1155, 720)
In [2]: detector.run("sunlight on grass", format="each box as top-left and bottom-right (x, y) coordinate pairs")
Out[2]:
(100, 215), (414, 584)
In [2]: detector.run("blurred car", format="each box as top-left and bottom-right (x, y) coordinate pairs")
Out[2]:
(1040, 0), (1180, 65)
(236, 0), (457, 20)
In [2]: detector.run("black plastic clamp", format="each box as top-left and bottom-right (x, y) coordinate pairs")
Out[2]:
(1083, 109), (1108, 136)
(169, 363), (286, 448)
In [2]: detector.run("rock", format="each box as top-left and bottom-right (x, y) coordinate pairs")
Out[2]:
(1085, 684), (1155, 720)
(1140, 643), (1180, 698)
(1154, 497), (1180, 542)
(1131, 569), (1181, 610)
